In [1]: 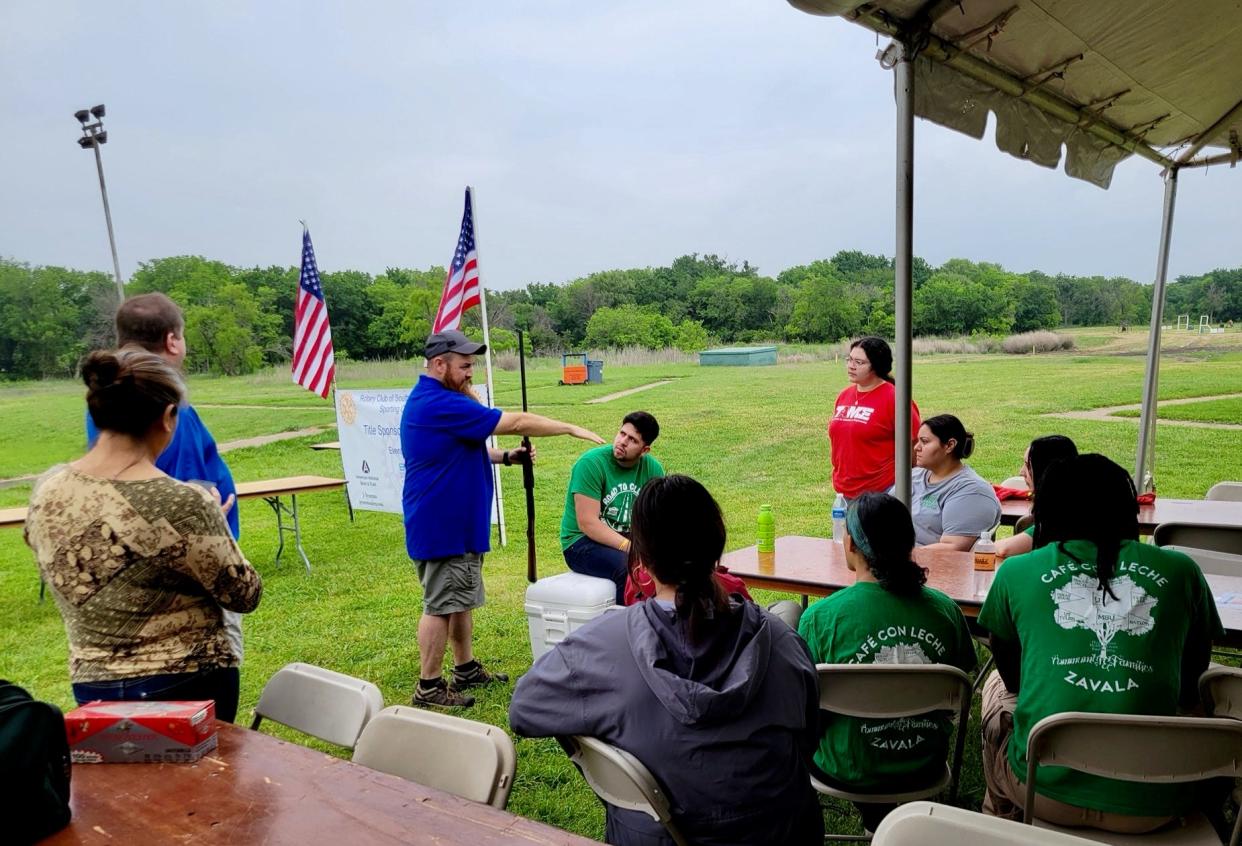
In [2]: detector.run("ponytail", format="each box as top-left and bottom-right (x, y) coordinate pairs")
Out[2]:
(847, 493), (927, 595)
(629, 475), (732, 643)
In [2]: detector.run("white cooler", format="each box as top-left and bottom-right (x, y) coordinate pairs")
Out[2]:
(525, 572), (616, 659)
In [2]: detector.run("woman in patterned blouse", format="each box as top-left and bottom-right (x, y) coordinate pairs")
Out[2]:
(25, 349), (262, 722)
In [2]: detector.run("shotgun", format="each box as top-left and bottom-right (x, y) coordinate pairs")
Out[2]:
(518, 331), (537, 582)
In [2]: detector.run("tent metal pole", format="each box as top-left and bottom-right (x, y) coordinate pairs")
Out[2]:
(1175, 97), (1242, 165)
(1134, 169), (1178, 493)
(893, 42), (915, 507)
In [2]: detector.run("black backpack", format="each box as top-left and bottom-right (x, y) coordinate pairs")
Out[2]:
(0, 681), (72, 844)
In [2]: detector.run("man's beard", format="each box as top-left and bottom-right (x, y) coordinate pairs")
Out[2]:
(447, 374), (479, 401)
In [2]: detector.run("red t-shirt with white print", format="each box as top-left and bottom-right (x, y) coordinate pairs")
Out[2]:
(827, 381), (921, 499)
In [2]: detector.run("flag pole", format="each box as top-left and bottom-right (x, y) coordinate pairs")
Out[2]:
(469, 185), (508, 547)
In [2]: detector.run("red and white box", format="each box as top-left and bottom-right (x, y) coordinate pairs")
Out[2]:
(64, 700), (218, 764)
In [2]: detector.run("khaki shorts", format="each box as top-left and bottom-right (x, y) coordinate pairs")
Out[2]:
(414, 553), (485, 616)
(980, 671), (1173, 834)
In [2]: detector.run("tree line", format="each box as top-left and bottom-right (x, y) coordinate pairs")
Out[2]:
(1, 252), (1239, 379)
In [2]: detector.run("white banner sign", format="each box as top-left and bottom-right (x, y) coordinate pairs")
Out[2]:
(334, 387), (503, 534)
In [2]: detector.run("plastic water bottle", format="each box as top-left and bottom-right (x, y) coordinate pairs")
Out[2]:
(973, 529), (996, 596)
(757, 504), (775, 553)
(831, 494), (847, 545)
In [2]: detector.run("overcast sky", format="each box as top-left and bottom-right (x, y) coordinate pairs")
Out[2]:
(2, 1), (1238, 290)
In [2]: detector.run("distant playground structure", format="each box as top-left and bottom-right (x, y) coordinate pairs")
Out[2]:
(1173, 314), (1227, 334)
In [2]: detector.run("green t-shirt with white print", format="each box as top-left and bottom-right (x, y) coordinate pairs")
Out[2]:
(798, 581), (976, 789)
(978, 539), (1223, 816)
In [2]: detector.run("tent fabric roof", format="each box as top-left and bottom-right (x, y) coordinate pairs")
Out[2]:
(788, 0), (1242, 187)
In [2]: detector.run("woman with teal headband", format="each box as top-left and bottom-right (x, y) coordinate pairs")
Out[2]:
(797, 492), (977, 833)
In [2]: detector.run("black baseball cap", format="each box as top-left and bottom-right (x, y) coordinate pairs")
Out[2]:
(424, 329), (486, 359)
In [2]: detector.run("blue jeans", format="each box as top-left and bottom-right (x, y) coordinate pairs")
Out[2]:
(72, 667), (241, 723)
(563, 536), (628, 605)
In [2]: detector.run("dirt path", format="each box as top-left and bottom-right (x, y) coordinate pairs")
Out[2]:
(585, 381), (673, 405)
(195, 404), (332, 411)
(1044, 392), (1242, 431)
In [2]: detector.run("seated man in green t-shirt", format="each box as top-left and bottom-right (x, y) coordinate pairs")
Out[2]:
(560, 411), (664, 603)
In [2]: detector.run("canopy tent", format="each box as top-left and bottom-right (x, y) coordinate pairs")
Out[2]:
(786, 0), (1242, 501)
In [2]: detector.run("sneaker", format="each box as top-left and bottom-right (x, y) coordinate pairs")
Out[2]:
(412, 678), (475, 708)
(451, 660), (509, 690)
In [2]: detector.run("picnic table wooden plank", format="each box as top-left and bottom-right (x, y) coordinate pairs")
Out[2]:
(724, 535), (1242, 648)
(3, 478), (347, 532)
(1001, 497), (1242, 535)
(41, 721), (594, 846)
(723, 536), (981, 614)
(234, 475), (345, 498)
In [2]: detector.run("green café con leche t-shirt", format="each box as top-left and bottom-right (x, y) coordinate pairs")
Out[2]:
(559, 446), (665, 550)
(978, 539), (1223, 817)
(797, 581), (977, 789)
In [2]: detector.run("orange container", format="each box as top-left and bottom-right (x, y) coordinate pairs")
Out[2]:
(562, 364), (588, 384)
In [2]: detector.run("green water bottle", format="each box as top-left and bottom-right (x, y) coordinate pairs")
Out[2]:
(757, 504), (775, 553)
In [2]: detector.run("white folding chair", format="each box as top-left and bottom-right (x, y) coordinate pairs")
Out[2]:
(250, 662), (384, 749)
(874, 801), (1099, 845)
(813, 664), (974, 842)
(564, 735), (689, 846)
(1153, 523), (1242, 586)
(1153, 522), (1242, 558)
(1024, 711), (1242, 845)
(1207, 482), (1242, 503)
(352, 705), (515, 809)
(1200, 664), (1242, 721)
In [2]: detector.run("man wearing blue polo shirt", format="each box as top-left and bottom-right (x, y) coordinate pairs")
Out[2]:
(86, 293), (243, 661)
(401, 330), (604, 708)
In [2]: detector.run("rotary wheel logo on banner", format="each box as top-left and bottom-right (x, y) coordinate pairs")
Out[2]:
(338, 392), (358, 425)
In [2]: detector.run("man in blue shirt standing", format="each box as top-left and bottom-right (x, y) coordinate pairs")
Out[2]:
(86, 293), (243, 656)
(402, 330), (603, 708)
(87, 293), (239, 534)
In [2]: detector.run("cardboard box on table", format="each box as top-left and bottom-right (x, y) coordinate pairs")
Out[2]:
(65, 700), (217, 763)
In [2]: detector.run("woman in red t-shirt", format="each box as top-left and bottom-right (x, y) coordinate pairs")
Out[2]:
(827, 337), (920, 499)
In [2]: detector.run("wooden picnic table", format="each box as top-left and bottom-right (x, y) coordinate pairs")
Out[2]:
(1000, 497), (1242, 535)
(723, 535), (1242, 648)
(4, 476), (347, 575)
(40, 721), (593, 846)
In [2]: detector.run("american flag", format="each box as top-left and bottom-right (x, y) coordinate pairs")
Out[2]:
(292, 229), (335, 398)
(432, 188), (481, 332)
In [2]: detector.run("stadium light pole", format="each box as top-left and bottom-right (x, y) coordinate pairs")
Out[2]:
(75, 104), (125, 303)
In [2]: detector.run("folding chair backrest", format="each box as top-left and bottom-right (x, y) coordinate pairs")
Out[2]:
(1153, 522), (1242, 556)
(816, 664), (973, 720)
(1023, 712), (1242, 823)
(1207, 482), (1242, 503)
(251, 662), (385, 748)
(875, 801), (1099, 845)
(566, 736), (688, 846)
(1200, 665), (1242, 721)
(1000, 476), (1029, 491)
(1163, 544), (1242, 576)
(352, 705), (515, 809)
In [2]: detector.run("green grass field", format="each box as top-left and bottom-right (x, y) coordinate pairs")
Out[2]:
(3, 340), (1242, 839)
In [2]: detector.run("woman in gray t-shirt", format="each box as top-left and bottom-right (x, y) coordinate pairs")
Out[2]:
(900, 414), (1001, 548)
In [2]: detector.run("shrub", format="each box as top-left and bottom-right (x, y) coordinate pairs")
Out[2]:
(1001, 330), (1075, 354)
(674, 320), (710, 353)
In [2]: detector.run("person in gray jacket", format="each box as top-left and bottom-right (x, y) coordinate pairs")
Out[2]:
(509, 474), (823, 846)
